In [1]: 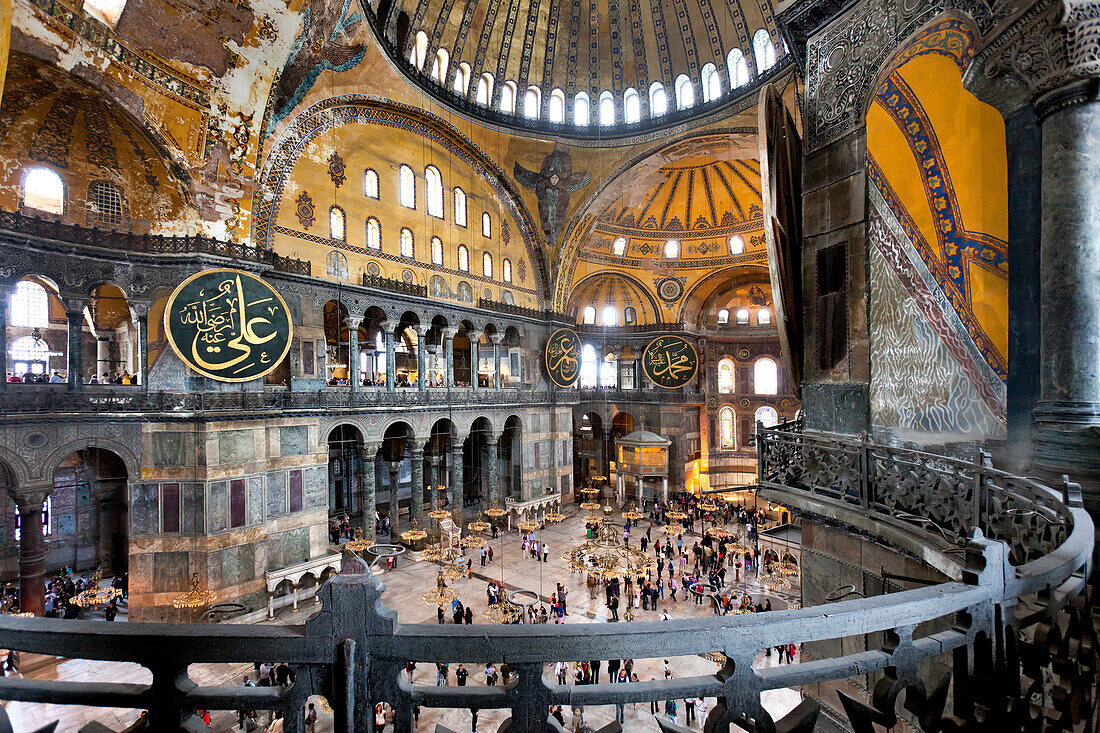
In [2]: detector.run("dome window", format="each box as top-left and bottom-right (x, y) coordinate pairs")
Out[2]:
(23, 168), (64, 215)
(664, 239), (679, 259)
(675, 75), (694, 109)
(624, 88), (641, 123)
(753, 30), (777, 73)
(599, 91), (615, 126)
(549, 89), (566, 123)
(612, 237), (626, 256)
(574, 92), (590, 126)
(728, 48), (750, 88)
(729, 235), (744, 254)
(649, 82), (668, 116)
(701, 64), (720, 103)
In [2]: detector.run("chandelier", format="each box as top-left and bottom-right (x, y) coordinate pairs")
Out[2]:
(665, 509), (687, 521)
(344, 526), (372, 553)
(728, 536), (753, 555)
(171, 573), (216, 610)
(622, 503), (644, 522)
(73, 570), (124, 609)
(720, 492), (741, 503)
(698, 500), (718, 512)
(484, 503), (506, 519)
(421, 545), (447, 562)
(778, 557), (800, 576)
(705, 526), (733, 540)
(484, 600), (523, 624)
(0, 596), (33, 617)
(579, 487), (600, 498)
(544, 510), (565, 523)
(428, 508), (451, 522)
(423, 570), (459, 607)
(659, 524), (684, 537)
(563, 506), (655, 578)
(758, 566), (792, 591)
(400, 519), (427, 544)
(460, 534), (487, 549)
(579, 501), (601, 512)
(517, 520), (539, 533)
(467, 514), (490, 534)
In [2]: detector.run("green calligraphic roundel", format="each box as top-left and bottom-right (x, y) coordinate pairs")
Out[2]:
(642, 335), (698, 389)
(544, 327), (581, 388)
(164, 269), (294, 382)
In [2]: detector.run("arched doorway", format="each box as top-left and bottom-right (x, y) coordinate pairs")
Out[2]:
(51, 448), (128, 576)
(500, 416), (523, 500)
(573, 412), (604, 493)
(610, 411), (636, 500)
(322, 301), (350, 385)
(464, 417), (494, 509)
(381, 422), (414, 535)
(327, 425), (364, 525)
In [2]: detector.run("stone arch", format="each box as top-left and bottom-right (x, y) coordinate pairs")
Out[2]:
(0, 446), (33, 488)
(41, 437), (140, 485)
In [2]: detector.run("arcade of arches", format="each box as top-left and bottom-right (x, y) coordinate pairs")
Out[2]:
(0, 0), (1098, 730)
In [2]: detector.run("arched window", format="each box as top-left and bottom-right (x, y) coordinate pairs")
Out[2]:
(326, 250), (349, 279)
(582, 306), (596, 325)
(727, 48), (749, 88)
(502, 258), (512, 283)
(500, 80), (517, 113)
(482, 251), (493, 278)
(701, 63), (720, 102)
(457, 244), (469, 271)
(425, 165), (444, 218)
(454, 62), (471, 95)
(718, 358), (734, 393)
(729, 235), (744, 254)
(601, 306), (617, 326)
(524, 86), (541, 119)
(431, 236), (444, 265)
(623, 88), (640, 123)
(364, 168), (379, 198)
(84, 0), (126, 27)
(410, 30), (429, 69)
(624, 306), (636, 325)
(757, 308), (772, 325)
(754, 357), (778, 395)
(399, 164), (415, 208)
(88, 180), (124, 225)
(664, 239), (679, 259)
(482, 212), (491, 238)
(10, 335), (50, 375)
(755, 405), (779, 427)
(366, 217), (381, 249)
(717, 308), (729, 324)
(579, 344), (597, 387)
(753, 29), (776, 73)
(23, 168), (64, 214)
(476, 73), (494, 105)
(400, 227), (414, 258)
(11, 280), (50, 328)
(719, 406), (735, 448)
(454, 187), (467, 226)
(549, 88), (566, 122)
(598, 91), (615, 126)
(600, 355), (617, 388)
(675, 74), (694, 109)
(329, 206), (346, 240)
(649, 82), (668, 116)
(573, 91), (590, 126)
(612, 237), (626, 256)
(430, 48), (449, 82)
(736, 308), (750, 324)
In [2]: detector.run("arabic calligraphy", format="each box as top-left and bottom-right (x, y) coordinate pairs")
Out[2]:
(164, 269), (293, 382)
(544, 328), (581, 388)
(642, 335), (698, 389)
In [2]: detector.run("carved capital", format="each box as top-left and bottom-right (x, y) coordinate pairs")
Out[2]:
(442, 326), (459, 338)
(489, 333), (505, 345)
(11, 484), (51, 509)
(344, 315), (364, 328)
(380, 320), (397, 334)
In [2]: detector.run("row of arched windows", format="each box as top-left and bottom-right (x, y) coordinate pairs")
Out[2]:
(718, 405), (779, 449)
(717, 357), (777, 395)
(325, 234), (513, 281)
(374, 164), (487, 234)
(19, 167), (125, 226)
(411, 29), (781, 125)
(610, 234), (745, 260)
(580, 305), (638, 327)
(716, 307), (771, 326)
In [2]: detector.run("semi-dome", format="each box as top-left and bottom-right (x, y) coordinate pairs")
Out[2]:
(365, 0), (790, 136)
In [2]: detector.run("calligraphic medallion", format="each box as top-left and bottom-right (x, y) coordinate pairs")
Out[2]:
(164, 269), (293, 382)
(642, 335), (698, 390)
(544, 327), (581, 388)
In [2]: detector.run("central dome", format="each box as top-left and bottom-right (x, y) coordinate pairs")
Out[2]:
(366, 0), (789, 135)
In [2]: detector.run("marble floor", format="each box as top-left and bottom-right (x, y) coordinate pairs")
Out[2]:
(2, 514), (803, 732)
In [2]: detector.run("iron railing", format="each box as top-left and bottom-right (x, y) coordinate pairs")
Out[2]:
(0, 425), (1092, 732)
(361, 273), (428, 297)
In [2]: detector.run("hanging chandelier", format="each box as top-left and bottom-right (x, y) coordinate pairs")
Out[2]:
(659, 524), (684, 537)
(171, 573), (216, 610)
(467, 513), (490, 534)
(344, 526), (372, 553)
(579, 501), (601, 512)
(401, 519), (427, 544)
(665, 509), (687, 521)
(460, 534), (487, 549)
(728, 536), (753, 555)
(579, 487), (600, 498)
(544, 510), (565, 523)
(517, 519), (539, 533)
(484, 503), (506, 519)
(698, 500), (718, 512)
(563, 507), (655, 578)
(778, 557), (800, 576)
(423, 570), (459, 607)
(484, 600), (523, 624)
(428, 508), (451, 521)
(622, 502), (644, 522)
(73, 569), (124, 609)
(705, 526), (733, 540)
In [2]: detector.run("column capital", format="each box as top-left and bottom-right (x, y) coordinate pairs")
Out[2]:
(364, 440), (383, 455)
(442, 326), (459, 338)
(489, 333), (505, 345)
(380, 320), (397, 334)
(344, 315), (364, 328)
(11, 484), (51, 508)
(414, 323), (431, 336)
(409, 447), (424, 459)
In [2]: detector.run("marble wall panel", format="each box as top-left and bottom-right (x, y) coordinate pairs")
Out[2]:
(130, 483), (159, 535)
(152, 433), (192, 467)
(247, 476), (264, 525)
(181, 483), (205, 535)
(219, 430), (255, 465)
(266, 470), (287, 519)
(208, 481), (228, 532)
(152, 551), (189, 593)
(280, 426), (308, 456)
(303, 465), (327, 510)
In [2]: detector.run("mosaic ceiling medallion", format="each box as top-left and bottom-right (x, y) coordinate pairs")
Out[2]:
(657, 277), (685, 303)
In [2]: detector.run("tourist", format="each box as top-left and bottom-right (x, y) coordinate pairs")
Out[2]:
(697, 696), (709, 727)
(556, 661), (568, 685)
(455, 664), (468, 686)
(685, 695), (696, 726)
(436, 662), (448, 685)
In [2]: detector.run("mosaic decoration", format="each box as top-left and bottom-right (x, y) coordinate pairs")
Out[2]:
(327, 151), (347, 187)
(483, 288), (493, 300)
(366, 261), (381, 276)
(642, 335), (698, 389)
(295, 192), (316, 229)
(266, 0), (366, 134)
(738, 348), (750, 360)
(83, 100), (120, 172)
(544, 328), (581, 388)
(514, 148), (590, 247)
(401, 269), (415, 283)
(656, 277), (685, 303)
(163, 269), (293, 383)
(518, 259), (527, 283)
(457, 282), (473, 302)
(29, 93), (80, 168)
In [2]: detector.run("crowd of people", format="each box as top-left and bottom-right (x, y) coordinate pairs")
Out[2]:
(4, 370), (137, 384)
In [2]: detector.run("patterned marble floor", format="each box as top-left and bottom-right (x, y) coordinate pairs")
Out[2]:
(3, 514), (803, 732)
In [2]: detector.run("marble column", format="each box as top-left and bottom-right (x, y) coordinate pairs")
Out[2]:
(0, 290), (8, 393)
(388, 460), (401, 538)
(345, 316), (363, 392)
(409, 448), (424, 525)
(602, 428), (613, 479)
(1034, 90), (1100, 514)
(15, 486), (49, 616)
(428, 454), (440, 510)
(96, 335), (112, 381)
(136, 311), (149, 390)
(65, 305), (84, 392)
(416, 324), (429, 392)
(486, 436), (501, 507)
(469, 331), (481, 392)
(451, 440), (465, 524)
(426, 345), (439, 387)
(363, 442), (381, 541)
(382, 321), (396, 391)
(491, 332), (504, 390)
(443, 327), (458, 388)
